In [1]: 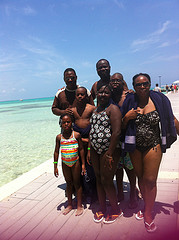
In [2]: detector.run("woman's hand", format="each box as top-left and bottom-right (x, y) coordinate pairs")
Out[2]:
(104, 152), (114, 170)
(125, 108), (139, 120)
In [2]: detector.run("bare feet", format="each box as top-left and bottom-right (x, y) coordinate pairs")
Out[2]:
(63, 205), (73, 215)
(75, 206), (84, 216)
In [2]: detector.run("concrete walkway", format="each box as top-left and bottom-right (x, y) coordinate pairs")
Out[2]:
(0, 92), (179, 240)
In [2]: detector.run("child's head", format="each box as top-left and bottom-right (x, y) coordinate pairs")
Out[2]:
(59, 113), (74, 131)
(75, 87), (87, 103)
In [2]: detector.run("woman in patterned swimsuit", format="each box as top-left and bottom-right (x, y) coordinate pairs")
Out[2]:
(88, 85), (123, 224)
(122, 73), (177, 233)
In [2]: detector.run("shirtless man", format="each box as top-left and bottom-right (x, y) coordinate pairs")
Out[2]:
(71, 87), (97, 202)
(91, 59), (111, 100)
(52, 68), (94, 116)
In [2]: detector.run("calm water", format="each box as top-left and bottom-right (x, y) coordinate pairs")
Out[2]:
(0, 97), (60, 187)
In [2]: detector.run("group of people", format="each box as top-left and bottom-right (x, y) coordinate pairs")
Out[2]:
(166, 84), (178, 94)
(52, 59), (179, 232)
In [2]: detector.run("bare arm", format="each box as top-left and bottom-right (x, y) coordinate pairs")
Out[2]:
(75, 132), (86, 175)
(107, 105), (122, 156)
(174, 115), (179, 135)
(90, 82), (97, 100)
(54, 134), (61, 177)
(51, 96), (73, 116)
(103, 105), (122, 169)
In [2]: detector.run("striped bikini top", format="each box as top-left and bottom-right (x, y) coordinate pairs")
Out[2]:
(61, 131), (79, 167)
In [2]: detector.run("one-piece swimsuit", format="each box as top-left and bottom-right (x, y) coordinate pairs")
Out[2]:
(90, 109), (111, 154)
(135, 110), (161, 152)
(61, 131), (79, 167)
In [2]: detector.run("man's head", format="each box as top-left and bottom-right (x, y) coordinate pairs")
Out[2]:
(64, 68), (77, 90)
(96, 59), (111, 81)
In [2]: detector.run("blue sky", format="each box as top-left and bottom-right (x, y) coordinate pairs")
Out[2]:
(0, 0), (179, 101)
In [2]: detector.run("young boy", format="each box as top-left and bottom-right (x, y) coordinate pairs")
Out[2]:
(71, 87), (97, 202)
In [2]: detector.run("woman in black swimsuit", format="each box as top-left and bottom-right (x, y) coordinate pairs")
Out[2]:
(88, 85), (123, 224)
(122, 74), (164, 233)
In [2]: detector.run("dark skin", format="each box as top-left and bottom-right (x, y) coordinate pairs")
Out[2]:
(54, 115), (86, 216)
(110, 73), (138, 208)
(110, 73), (134, 107)
(87, 85), (122, 216)
(91, 59), (111, 100)
(52, 70), (94, 116)
(123, 75), (162, 230)
(52, 70), (77, 116)
(71, 88), (96, 142)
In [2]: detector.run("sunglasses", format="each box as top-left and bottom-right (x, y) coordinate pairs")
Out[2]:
(134, 81), (150, 87)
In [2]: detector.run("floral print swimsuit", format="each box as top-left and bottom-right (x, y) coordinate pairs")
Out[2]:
(135, 110), (161, 152)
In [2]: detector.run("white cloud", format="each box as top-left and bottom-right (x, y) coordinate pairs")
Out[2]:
(131, 21), (172, 52)
(22, 6), (36, 15)
(158, 42), (170, 48)
(113, 0), (124, 9)
(141, 54), (179, 65)
(152, 21), (171, 36)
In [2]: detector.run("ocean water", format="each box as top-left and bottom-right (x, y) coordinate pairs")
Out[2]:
(0, 97), (60, 187)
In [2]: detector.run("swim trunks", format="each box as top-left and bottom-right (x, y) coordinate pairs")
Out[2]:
(118, 152), (133, 170)
(73, 124), (91, 138)
(61, 131), (79, 167)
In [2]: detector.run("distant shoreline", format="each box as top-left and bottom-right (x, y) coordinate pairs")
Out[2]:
(0, 96), (54, 104)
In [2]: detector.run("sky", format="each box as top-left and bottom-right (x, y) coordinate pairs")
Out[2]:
(0, 0), (179, 101)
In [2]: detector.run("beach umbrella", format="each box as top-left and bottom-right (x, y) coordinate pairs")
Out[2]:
(173, 80), (179, 84)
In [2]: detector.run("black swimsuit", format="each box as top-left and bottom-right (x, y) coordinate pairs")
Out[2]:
(135, 110), (161, 152)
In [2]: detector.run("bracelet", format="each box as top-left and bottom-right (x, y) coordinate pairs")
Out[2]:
(106, 154), (113, 159)
(53, 162), (58, 164)
(87, 147), (90, 150)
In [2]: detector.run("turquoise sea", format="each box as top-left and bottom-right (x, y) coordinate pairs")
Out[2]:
(0, 97), (60, 187)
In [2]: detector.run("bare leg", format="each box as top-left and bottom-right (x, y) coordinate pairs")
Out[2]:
(130, 150), (145, 203)
(100, 148), (120, 214)
(62, 162), (73, 215)
(142, 145), (162, 224)
(125, 168), (138, 208)
(116, 168), (124, 202)
(91, 147), (106, 214)
(130, 145), (162, 225)
(71, 160), (84, 216)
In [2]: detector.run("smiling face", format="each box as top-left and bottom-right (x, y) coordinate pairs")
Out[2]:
(97, 85), (111, 106)
(61, 115), (72, 131)
(110, 73), (124, 90)
(64, 70), (77, 90)
(96, 60), (110, 80)
(134, 75), (151, 96)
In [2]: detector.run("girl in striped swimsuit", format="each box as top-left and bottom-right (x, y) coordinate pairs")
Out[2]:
(54, 113), (86, 216)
